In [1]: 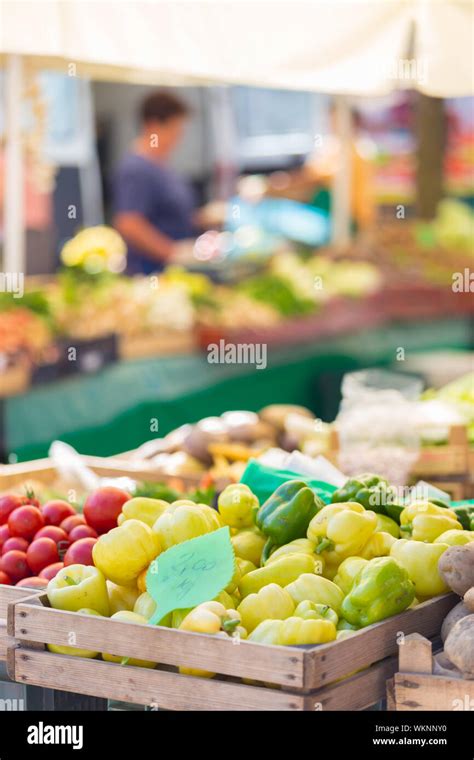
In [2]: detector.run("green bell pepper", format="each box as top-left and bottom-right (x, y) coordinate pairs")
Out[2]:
(255, 480), (323, 563)
(451, 505), (474, 531)
(331, 473), (403, 521)
(340, 557), (415, 627)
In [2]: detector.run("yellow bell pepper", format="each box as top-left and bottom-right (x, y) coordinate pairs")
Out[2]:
(152, 502), (221, 550)
(47, 608), (103, 658)
(225, 562), (241, 594)
(400, 501), (462, 542)
(106, 581), (139, 614)
(248, 619), (282, 645)
(179, 602), (245, 677)
(375, 514), (400, 538)
(359, 531), (396, 560)
(307, 502), (378, 565)
(93, 519), (161, 586)
(47, 564), (110, 616)
(117, 497), (169, 528)
(133, 592), (172, 625)
(285, 573), (344, 614)
(237, 583), (295, 633)
(231, 528), (266, 567)
(102, 611), (156, 668)
(333, 557), (369, 595)
(238, 553), (317, 597)
(294, 600), (338, 626)
(390, 539), (450, 598)
(235, 557), (257, 577)
(264, 538), (321, 567)
(434, 529), (474, 546)
(217, 483), (259, 529)
(277, 616), (337, 645)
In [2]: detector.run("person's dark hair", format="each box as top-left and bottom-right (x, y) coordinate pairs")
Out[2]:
(140, 90), (190, 124)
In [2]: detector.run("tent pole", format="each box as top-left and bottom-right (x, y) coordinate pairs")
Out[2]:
(331, 95), (352, 248)
(4, 54), (25, 274)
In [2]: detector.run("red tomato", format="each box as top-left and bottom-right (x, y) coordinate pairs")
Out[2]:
(1, 550), (30, 583)
(0, 524), (11, 551)
(26, 538), (59, 574)
(34, 525), (69, 545)
(63, 537), (96, 566)
(39, 562), (64, 580)
(8, 506), (44, 541)
(21, 490), (41, 509)
(0, 494), (24, 525)
(16, 576), (48, 589)
(60, 514), (86, 533)
(2, 537), (29, 555)
(0, 570), (12, 585)
(83, 487), (130, 534)
(41, 500), (76, 527)
(69, 524), (98, 541)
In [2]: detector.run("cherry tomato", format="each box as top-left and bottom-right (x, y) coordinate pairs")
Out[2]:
(8, 506), (44, 541)
(69, 524), (98, 542)
(0, 525), (11, 551)
(41, 500), (76, 527)
(26, 538), (59, 574)
(83, 487), (130, 534)
(64, 538), (96, 566)
(38, 562), (64, 581)
(1, 551), (30, 583)
(0, 494), (24, 525)
(2, 537), (29, 555)
(60, 515), (86, 533)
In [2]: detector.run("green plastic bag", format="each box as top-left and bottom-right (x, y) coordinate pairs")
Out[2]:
(240, 459), (337, 506)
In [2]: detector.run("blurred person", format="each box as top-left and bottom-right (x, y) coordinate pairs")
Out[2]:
(113, 91), (197, 274)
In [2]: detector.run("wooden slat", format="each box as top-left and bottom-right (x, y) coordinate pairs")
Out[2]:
(393, 673), (474, 711)
(303, 656), (398, 711)
(11, 648), (305, 711)
(0, 586), (40, 618)
(10, 602), (305, 688)
(303, 594), (456, 690)
(399, 633), (433, 674)
(0, 456), (203, 489)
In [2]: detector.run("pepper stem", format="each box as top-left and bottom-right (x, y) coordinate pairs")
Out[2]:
(315, 538), (334, 554)
(222, 618), (240, 634)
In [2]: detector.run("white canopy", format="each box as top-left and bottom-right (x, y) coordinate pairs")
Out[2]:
(2, 0), (473, 97)
(1, 0), (473, 270)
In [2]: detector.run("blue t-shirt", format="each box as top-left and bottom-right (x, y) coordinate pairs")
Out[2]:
(112, 153), (196, 274)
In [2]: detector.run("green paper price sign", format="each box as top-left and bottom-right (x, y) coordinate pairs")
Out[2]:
(146, 526), (235, 625)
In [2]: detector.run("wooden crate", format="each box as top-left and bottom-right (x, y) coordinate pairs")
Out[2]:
(389, 633), (474, 711)
(0, 587), (42, 662)
(6, 592), (456, 711)
(328, 425), (471, 499)
(0, 455), (204, 492)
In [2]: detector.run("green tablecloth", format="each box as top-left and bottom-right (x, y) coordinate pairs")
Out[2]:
(5, 318), (471, 462)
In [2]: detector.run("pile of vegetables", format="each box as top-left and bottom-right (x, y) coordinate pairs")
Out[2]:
(13, 469), (469, 680)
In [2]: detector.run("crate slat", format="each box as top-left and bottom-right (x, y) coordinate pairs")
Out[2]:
(9, 599), (305, 688)
(393, 673), (474, 711)
(391, 633), (474, 711)
(303, 594), (456, 689)
(9, 648), (305, 711)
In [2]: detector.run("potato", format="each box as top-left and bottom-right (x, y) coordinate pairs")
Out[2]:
(441, 601), (471, 642)
(444, 615), (474, 676)
(259, 404), (314, 431)
(438, 543), (474, 596)
(464, 587), (474, 613)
